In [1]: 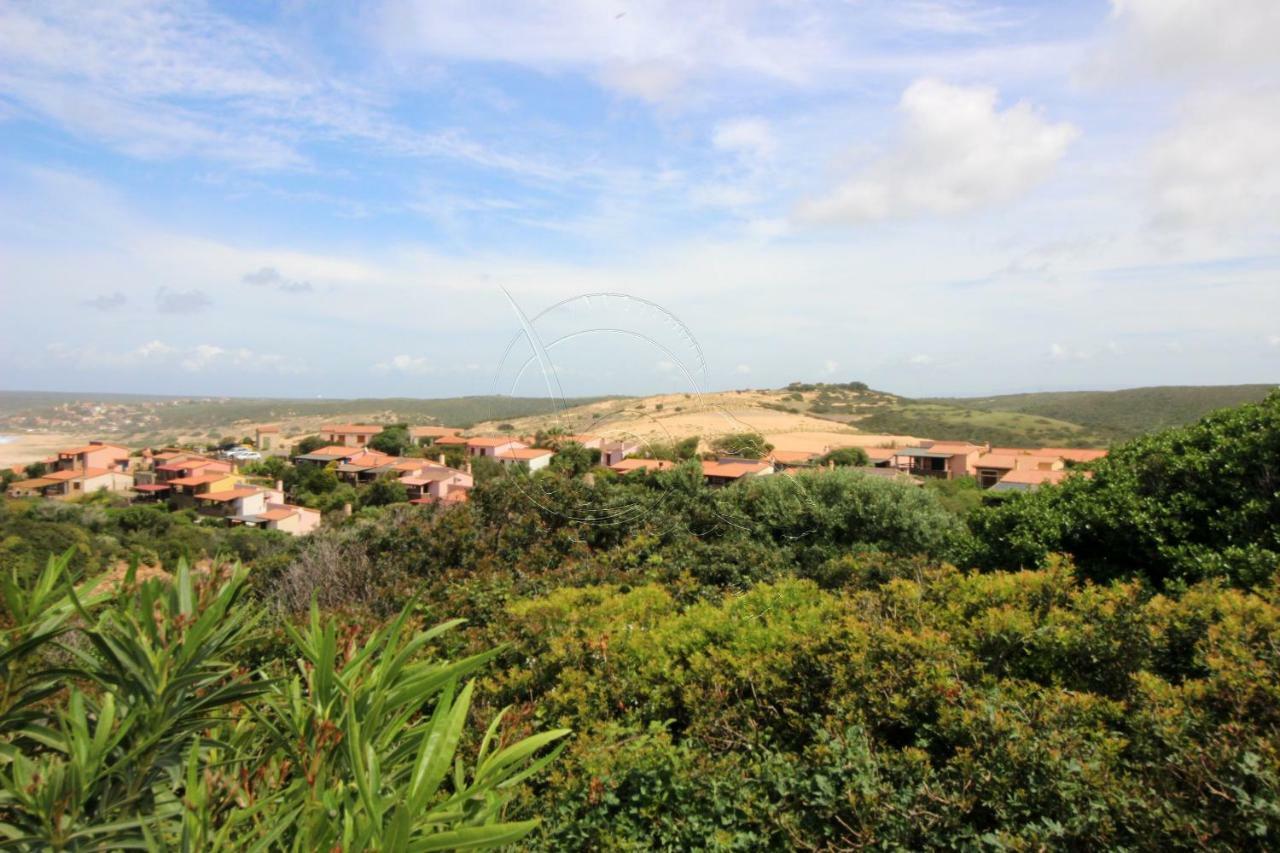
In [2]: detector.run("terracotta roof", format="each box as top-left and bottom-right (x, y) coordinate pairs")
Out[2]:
(258, 508), (297, 522)
(197, 488), (260, 502)
(400, 467), (461, 485)
(321, 424), (384, 434)
(8, 477), (56, 489)
(168, 474), (227, 487)
(45, 467), (111, 481)
(702, 460), (772, 479)
(769, 449), (820, 464)
(998, 468), (1070, 486)
(255, 425), (280, 433)
(409, 426), (461, 438)
(975, 453), (1019, 470)
(58, 443), (129, 456)
(861, 447), (898, 462)
(1041, 448), (1108, 463)
(434, 435), (469, 446)
(497, 447), (553, 460)
(302, 446), (352, 458)
(157, 458), (215, 472)
(133, 483), (172, 492)
(609, 458), (674, 473)
(468, 436), (523, 448)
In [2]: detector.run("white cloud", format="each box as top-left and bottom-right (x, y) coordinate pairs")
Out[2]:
(735, 363), (752, 374)
(374, 354), (434, 374)
(1148, 88), (1280, 233)
(45, 339), (302, 374)
(1048, 342), (1091, 361)
(713, 117), (776, 161)
(798, 79), (1078, 223)
(1101, 0), (1280, 77)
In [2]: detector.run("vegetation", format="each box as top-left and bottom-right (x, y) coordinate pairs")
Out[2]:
(4, 391), (1280, 847)
(936, 384), (1277, 441)
(819, 446), (869, 467)
(709, 432), (773, 459)
(0, 553), (567, 848)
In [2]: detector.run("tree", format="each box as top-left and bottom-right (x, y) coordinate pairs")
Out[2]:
(550, 442), (594, 477)
(819, 447), (869, 467)
(24, 461), (48, 479)
(244, 455), (289, 480)
(361, 474), (409, 507)
(292, 434), (328, 455)
(709, 432), (773, 460)
(369, 424), (412, 455)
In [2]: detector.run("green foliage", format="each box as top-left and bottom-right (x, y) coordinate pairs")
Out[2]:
(361, 473), (410, 508)
(709, 432), (772, 460)
(291, 434), (328, 455)
(243, 455), (289, 480)
(0, 552), (567, 849)
(548, 442), (595, 478)
(368, 423), (412, 455)
(967, 389), (1280, 587)
(819, 446), (869, 467)
(22, 462), (47, 479)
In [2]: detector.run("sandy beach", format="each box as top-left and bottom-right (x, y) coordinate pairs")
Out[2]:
(0, 433), (97, 470)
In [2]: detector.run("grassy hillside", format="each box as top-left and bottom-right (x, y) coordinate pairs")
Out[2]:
(932, 384), (1278, 441)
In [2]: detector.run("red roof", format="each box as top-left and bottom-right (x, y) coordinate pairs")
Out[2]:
(610, 458), (674, 473)
(468, 436), (523, 448)
(259, 508), (297, 521)
(133, 483), (172, 492)
(434, 435), (469, 445)
(1041, 448), (1108, 463)
(497, 447), (553, 460)
(45, 467), (111, 481)
(702, 460), (772, 479)
(256, 425), (280, 433)
(998, 468), (1070, 486)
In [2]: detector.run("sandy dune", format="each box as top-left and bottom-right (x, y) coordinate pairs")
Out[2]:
(0, 433), (96, 470)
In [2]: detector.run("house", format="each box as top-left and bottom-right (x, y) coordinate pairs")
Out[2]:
(6, 477), (58, 498)
(52, 441), (132, 474)
(892, 442), (986, 480)
(767, 449), (822, 470)
(974, 452), (1064, 489)
(400, 465), (474, 501)
(320, 424), (384, 447)
(609, 458), (675, 475)
(600, 440), (641, 467)
(196, 487), (268, 520)
(334, 450), (400, 484)
(167, 473), (244, 506)
(564, 434), (603, 449)
(990, 468), (1074, 493)
(293, 445), (355, 465)
(155, 456), (232, 482)
(434, 434), (470, 448)
(409, 426), (462, 446)
(861, 447), (898, 468)
(254, 425), (280, 452)
(39, 468), (135, 498)
(701, 459), (774, 487)
(495, 447), (555, 471)
(467, 436), (527, 458)
(1039, 447), (1109, 464)
(257, 504), (322, 535)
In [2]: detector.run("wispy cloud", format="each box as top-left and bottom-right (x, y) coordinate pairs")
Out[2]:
(82, 291), (127, 311)
(155, 287), (212, 314)
(242, 266), (314, 293)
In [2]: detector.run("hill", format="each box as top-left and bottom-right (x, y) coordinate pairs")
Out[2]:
(931, 384), (1278, 441)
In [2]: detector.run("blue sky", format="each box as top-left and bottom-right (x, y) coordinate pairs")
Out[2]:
(1, 0), (1278, 399)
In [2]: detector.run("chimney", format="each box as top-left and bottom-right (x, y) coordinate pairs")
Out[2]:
(464, 461), (472, 474)
(342, 502), (353, 517)
(275, 479), (284, 493)
(437, 453), (446, 465)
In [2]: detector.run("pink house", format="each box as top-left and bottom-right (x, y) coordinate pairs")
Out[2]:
(53, 442), (131, 474)
(321, 424), (384, 447)
(466, 437), (527, 458)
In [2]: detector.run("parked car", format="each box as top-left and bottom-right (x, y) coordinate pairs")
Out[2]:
(227, 449), (261, 461)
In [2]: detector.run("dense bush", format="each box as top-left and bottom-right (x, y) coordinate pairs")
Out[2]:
(0, 553), (567, 848)
(967, 389), (1280, 587)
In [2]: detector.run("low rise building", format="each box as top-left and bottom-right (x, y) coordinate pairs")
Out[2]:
(320, 424), (384, 447)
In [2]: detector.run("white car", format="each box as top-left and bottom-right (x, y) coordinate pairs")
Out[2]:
(228, 449), (262, 461)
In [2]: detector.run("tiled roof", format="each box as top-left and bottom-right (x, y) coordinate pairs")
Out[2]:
(998, 468), (1070, 486)
(434, 435), (469, 445)
(497, 447), (554, 460)
(609, 458), (674, 473)
(1040, 448), (1108, 463)
(467, 436), (523, 447)
(168, 474), (227, 487)
(409, 426), (461, 438)
(58, 443), (129, 456)
(259, 508), (297, 521)
(321, 424), (384, 434)
(197, 488), (260, 502)
(702, 460), (771, 479)
(45, 467), (111, 481)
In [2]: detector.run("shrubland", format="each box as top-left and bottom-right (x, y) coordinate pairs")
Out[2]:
(2, 391), (1280, 847)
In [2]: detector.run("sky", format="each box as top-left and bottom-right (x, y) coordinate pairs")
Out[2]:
(1, 0), (1279, 399)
